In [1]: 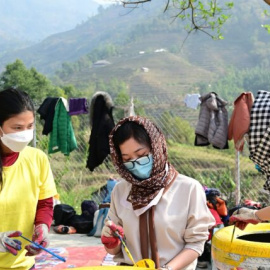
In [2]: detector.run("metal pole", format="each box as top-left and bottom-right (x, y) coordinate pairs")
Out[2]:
(32, 105), (38, 148)
(235, 150), (240, 205)
(33, 120), (37, 148)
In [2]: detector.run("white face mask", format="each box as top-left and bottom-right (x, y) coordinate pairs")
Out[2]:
(0, 128), (34, 152)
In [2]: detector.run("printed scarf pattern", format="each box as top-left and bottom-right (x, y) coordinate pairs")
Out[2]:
(109, 116), (177, 210)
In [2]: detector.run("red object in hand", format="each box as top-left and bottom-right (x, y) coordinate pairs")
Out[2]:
(101, 220), (124, 249)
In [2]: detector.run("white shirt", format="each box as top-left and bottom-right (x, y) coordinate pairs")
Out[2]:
(108, 174), (215, 269)
(184, 94), (201, 110)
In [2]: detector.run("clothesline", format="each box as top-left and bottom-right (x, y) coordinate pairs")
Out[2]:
(35, 91), (270, 197)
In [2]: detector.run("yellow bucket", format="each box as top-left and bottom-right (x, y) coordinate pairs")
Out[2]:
(212, 223), (270, 269)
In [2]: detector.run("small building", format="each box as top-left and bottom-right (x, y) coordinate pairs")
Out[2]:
(93, 60), (111, 67)
(154, 48), (167, 53)
(141, 67), (149, 72)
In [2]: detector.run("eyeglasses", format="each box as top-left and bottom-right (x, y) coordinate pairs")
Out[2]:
(123, 154), (152, 170)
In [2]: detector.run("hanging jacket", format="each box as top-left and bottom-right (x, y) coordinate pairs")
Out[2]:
(49, 98), (77, 155)
(195, 92), (229, 149)
(228, 92), (254, 151)
(37, 97), (59, 135)
(86, 91), (115, 171)
(249, 90), (270, 191)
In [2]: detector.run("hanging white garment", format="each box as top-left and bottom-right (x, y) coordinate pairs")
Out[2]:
(127, 97), (136, 116)
(184, 93), (201, 110)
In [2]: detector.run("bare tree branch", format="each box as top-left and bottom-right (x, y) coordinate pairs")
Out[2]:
(122, 0), (151, 6)
(164, 0), (170, 13)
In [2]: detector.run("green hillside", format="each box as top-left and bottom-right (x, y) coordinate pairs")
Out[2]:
(0, 0), (270, 77)
(57, 49), (214, 98)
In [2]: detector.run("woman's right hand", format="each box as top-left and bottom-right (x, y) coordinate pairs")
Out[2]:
(101, 220), (124, 249)
(229, 208), (261, 230)
(0, 231), (22, 255)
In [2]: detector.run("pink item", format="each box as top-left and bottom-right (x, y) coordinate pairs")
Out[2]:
(228, 92), (254, 151)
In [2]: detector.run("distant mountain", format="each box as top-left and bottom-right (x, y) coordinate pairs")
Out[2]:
(0, 0), (100, 48)
(0, 0), (269, 77)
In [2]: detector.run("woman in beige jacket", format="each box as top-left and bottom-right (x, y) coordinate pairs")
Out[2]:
(101, 116), (215, 270)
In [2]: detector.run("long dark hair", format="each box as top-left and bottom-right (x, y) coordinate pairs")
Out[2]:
(0, 88), (34, 190)
(112, 121), (151, 158)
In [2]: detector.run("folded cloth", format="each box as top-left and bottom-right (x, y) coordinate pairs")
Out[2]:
(69, 98), (88, 115)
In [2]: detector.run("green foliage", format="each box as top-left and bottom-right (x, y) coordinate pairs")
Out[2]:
(262, 24), (270, 33)
(55, 43), (119, 82)
(55, 56), (93, 81)
(87, 43), (119, 63)
(62, 85), (81, 98)
(113, 90), (130, 121)
(161, 111), (195, 145)
(195, 66), (270, 103)
(262, 9), (270, 33)
(0, 59), (64, 103)
(167, 141), (261, 206)
(165, 0), (234, 39)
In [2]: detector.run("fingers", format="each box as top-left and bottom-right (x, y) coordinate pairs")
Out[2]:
(102, 224), (114, 237)
(107, 222), (124, 238)
(25, 224), (49, 256)
(103, 220), (124, 237)
(0, 231), (22, 256)
(25, 238), (49, 256)
(101, 235), (121, 249)
(234, 221), (247, 230)
(106, 220), (118, 232)
(5, 243), (20, 256)
(229, 216), (240, 224)
(25, 244), (41, 256)
(7, 231), (22, 238)
(4, 238), (22, 256)
(3, 237), (22, 256)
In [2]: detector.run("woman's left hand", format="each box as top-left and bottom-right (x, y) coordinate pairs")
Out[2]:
(25, 224), (49, 256)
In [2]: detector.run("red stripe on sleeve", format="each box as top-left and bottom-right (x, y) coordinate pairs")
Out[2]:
(35, 197), (54, 229)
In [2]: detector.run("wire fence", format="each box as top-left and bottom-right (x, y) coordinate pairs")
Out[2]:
(34, 93), (270, 211)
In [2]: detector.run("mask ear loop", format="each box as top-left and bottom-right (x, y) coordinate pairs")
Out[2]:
(0, 127), (5, 137)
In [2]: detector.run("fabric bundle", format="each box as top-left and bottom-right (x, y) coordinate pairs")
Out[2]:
(248, 90), (270, 191)
(86, 91), (115, 171)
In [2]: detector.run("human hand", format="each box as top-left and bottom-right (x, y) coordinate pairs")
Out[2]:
(0, 231), (22, 255)
(229, 208), (261, 230)
(101, 220), (124, 249)
(25, 224), (49, 256)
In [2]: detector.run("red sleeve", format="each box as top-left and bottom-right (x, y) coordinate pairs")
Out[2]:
(35, 197), (54, 229)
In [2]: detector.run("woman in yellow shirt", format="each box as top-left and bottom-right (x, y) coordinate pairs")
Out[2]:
(0, 88), (57, 270)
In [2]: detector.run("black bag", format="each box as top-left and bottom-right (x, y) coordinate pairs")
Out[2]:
(81, 200), (98, 221)
(67, 214), (94, 233)
(53, 204), (76, 226)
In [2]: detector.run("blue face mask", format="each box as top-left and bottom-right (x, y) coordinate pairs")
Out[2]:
(124, 154), (153, 180)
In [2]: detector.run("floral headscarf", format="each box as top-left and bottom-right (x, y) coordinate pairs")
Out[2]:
(109, 116), (177, 210)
